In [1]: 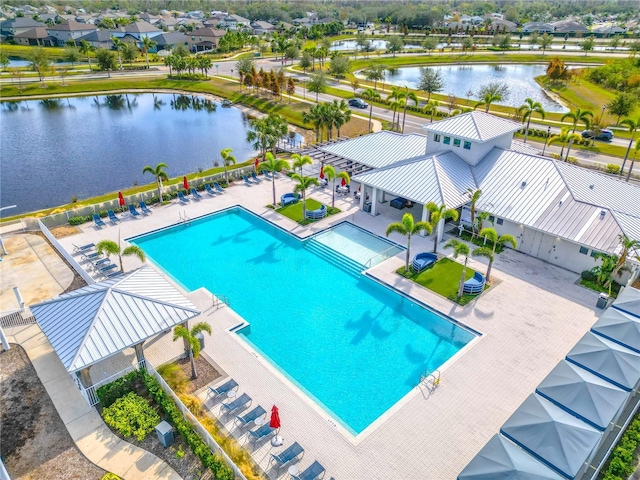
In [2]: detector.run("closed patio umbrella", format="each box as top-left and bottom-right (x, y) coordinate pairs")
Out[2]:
(118, 191), (125, 207)
(319, 166), (324, 179)
(341, 177), (347, 187)
(270, 405), (283, 446)
(183, 176), (189, 190)
(254, 158), (260, 171)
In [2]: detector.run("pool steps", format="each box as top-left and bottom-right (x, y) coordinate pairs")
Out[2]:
(304, 239), (364, 277)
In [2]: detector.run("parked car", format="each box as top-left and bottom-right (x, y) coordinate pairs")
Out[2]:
(581, 129), (614, 141)
(348, 98), (368, 109)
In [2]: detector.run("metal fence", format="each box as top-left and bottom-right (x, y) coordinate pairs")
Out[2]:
(76, 359), (148, 407)
(37, 219), (94, 284)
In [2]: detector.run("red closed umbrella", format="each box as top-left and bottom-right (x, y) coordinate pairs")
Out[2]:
(341, 177), (347, 187)
(319, 166), (324, 180)
(254, 158), (260, 170)
(183, 176), (189, 190)
(118, 191), (125, 207)
(270, 405), (281, 429)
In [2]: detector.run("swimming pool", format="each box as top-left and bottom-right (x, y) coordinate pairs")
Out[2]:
(132, 208), (476, 434)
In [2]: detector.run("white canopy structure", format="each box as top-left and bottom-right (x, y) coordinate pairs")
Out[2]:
(612, 287), (640, 319)
(591, 307), (640, 354)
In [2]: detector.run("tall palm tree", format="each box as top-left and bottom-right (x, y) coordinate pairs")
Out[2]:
(323, 165), (350, 208)
(291, 174), (319, 221)
(331, 100), (352, 138)
(142, 162), (169, 202)
(290, 153), (312, 175)
(79, 39), (95, 72)
(386, 213), (432, 273)
(259, 152), (290, 206)
(361, 87), (380, 133)
(561, 107), (593, 133)
(517, 98), (546, 143)
(467, 189), (482, 238)
(619, 117), (639, 178)
(172, 322), (212, 379)
(444, 239), (471, 298)
(397, 86), (419, 133)
(141, 36), (157, 69)
(302, 103), (324, 143)
(423, 100), (439, 123)
(425, 202), (459, 253)
(110, 36), (124, 70)
(473, 227), (517, 281)
(628, 140), (640, 182)
(548, 128), (582, 160)
(247, 114), (288, 160)
(96, 238), (146, 273)
(389, 100), (401, 131)
(475, 92), (502, 113)
(387, 86), (402, 129)
(220, 148), (236, 184)
(610, 234), (640, 284)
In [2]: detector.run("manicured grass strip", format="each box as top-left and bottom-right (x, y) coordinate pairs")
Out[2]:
(276, 198), (323, 222)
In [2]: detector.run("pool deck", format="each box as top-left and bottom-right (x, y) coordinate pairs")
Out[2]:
(46, 174), (601, 479)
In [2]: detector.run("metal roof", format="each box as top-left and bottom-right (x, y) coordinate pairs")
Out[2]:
(30, 266), (200, 373)
(612, 287), (640, 319)
(422, 112), (521, 143)
(591, 307), (640, 353)
(318, 131), (427, 169)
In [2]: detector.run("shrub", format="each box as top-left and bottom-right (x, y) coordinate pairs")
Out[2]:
(96, 370), (139, 408)
(157, 363), (188, 394)
(605, 163), (621, 174)
(69, 215), (91, 225)
(601, 413), (640, 479)
(566, 156), (579, 164)
(102, 392), (160, 441)
(581, 270), (597, 282)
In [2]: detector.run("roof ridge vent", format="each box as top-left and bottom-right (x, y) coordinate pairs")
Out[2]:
(521, 181), (527, 188)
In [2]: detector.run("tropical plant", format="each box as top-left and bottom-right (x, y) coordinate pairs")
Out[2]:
(473, 227), (517, 281)
(172, 322), (212, 379)
(590, 253), (618, 288)
(27, 47), (50, 83)
(467, 189), (482, 238)
(628, 140), (640, 182)
(110, 36), (124, 69)
(561, 107), (593, 133)
(619, 117), (639, 178)
(102, 392), (160, 441)
(142, 162), (169, 202)
(517, 98), (546, 143)
(96, 238), (146, 273)
(290, 153), (312, 175)
(608, 93), (638, 125)
(302, 103), (325, 143)
(323, 165), (350, 209)
(386, 213), (432, 273)
(547, 128), (582, 160)
(397, 86), (419, 133)
(425, 202), (459, 253)
(475, 82), (509, 112)
(330, 99), (352, 138)
(423, 100), (439, 123)
(121, 42), (139, 67)
(291, 174), (320, 221)
(259, 152), (290, 206)
(364, 63), (385, 89)
(307, 71), (327, 103)
(474, 211), (492, 236)
(610, 234), (640, 284)
(220, 148), (236, 184)
(141, 36), (157, 69)
(444, 239), (471, 298)
(539, 33), (553, 54)
(361, 87), (381, 133)
(247, 113), (288, 160)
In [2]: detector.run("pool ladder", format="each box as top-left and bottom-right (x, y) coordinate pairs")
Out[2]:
(179, 210), (190, 226)
(418, 369), (441, 390)
(212, 294), (230, 309)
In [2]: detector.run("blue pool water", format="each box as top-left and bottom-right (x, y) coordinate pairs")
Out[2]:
(132, 208), (475, 434)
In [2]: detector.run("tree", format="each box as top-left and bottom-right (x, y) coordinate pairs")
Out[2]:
(96, 239), (146, 273)
(364, 63), (385, 90)
(247, 113), (288, 160)
(387, 36), (404, 57)
(425, 202), (459, 253)
(386, 213), (433, 273)
(258, 152), (290, 206)
(307, 72), (327, 103)
(0, 52), (9, 71)
(330, 99), (351, 138)
(608, 93), (638, 125)
(518, 98), (546, 143)
(141, 36), (157, 69)
(423, 100), (439, 123)
(284, 45), (299, 64)
(475, 82), (509, 112)
(220, 148), (236, 184)
(173, 322), (212, 379)
(323, 165), (350, 209)
(581, 36), (595, 56)
(473, 228), (517, 281)
(417, 67), (444, 101)
(467, 189), (482, 238)
(328, 54), (350, 78)
(444, 239), (471, 299)
(397, 86), (418, 134)
(121, 42), (139, 67)
(350, 78), (360, 95)
(142, 163), (169, 202)
(290, 153), (312, 175)
(627, 140), (639, 182)
(610, 234), (640, 285)
(498, 34), (511, 54)
(27, 47), (50, 83)
(539, 33), (553, 54)
(111, 36), (125, 69)
(561, 107), (593, 133)
(548, 128), (582, 160)
(302, 104), (325, 143)
(299, 51), (312, 72)
(291, 174), (320, 221)
(64, 46), (82, 68)
(546, 57), (569, 83)
(422, 37), (438, 55)
(361, 88), (380, 133)
(95, 49), (117, 77)
(197, 56), (212, 77)
(619, 117), (639, 178)
(286, 77), (295, 103)
(529, 31), (540, 48)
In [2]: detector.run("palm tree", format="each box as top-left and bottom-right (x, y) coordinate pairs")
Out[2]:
(96, 238), (146, 273)
(291, 174), (319, 221)
(290, 153), (312, 175)
(172, 322), (212, 379)
(619, 117), (639, 178)
(142, 162), (169, 202)
(474, 211), (492, 236)
(473, 227), (517, 281)
(397, 86), (419, 133)
(610, 234), (640, 284)
(517, 98), (546, 143)
(110, 36), (124, 70)
(547, 128), (582, 160)
(323, 165), (350, 209)
(425, 202), (459, 253)
(628, 140), (640, 182)
(220, 148), (236, 184)
(423, 100), (439, 123)
(475, 92), (502, 113)
(561, 107), (593, 133)
(247, 114), (288, 160)
(141, 36), (157, 69)
(386, 213), (432, 273)
(302, 103), (325, 143)
(467, 189), (482, 238)
(444, 239), (471, 298)
(361, 87), (380, 133)
(389, 100), (401, 131)
(79, 39), (95, 72)
(259, 152), (290, 206)
(331, 100), (352, 138)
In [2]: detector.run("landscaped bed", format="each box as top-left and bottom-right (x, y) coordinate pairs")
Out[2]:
(276, 198), (339, 224)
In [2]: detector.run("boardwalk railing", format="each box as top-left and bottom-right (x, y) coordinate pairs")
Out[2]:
(37, 219), (95, 284)
(0, 311), (36, 329)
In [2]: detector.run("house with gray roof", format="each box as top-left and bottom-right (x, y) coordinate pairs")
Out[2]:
(522, 22), (555, 34)
(550, 19), (590, 34)
(46, 19), (97, 46)
(0, 17), (45, 36)
(76, 29), (119, 49)
(13, 26), (55, 46)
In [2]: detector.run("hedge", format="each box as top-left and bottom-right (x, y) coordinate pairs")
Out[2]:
(601, 413), (640, 480)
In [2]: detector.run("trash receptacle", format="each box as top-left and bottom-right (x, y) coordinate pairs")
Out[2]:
(363, 201), (372, 213)
(155, 421), (174, 448)
(596, 292), (609, 309)
(195, 332), (204, 350)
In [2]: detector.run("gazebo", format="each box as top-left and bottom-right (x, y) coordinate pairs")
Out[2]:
(30, 266), (200, 403)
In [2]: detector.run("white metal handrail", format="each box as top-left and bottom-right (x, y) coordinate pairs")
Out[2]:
(365, 244), (401, 268)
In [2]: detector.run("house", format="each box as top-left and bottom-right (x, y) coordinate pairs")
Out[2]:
(0, 17), (45, 37)
(186, 27), (226, 52)
(592, 23), (627, 36)
(153, 31), (189, 52)
(121, 21), (163, 40)
(522, 22), (555, 34)
(13, 26), (55, 46)
(250, 20), (275, 35)
(46, 20), (97, 46)
(218, 14), (250, 30)
(305, 112), (639, 275)
(156, 16), (182, 31)
(76, 29), (118, 49)
(487, 19), (518, 33)
(551, 19), (590, 34)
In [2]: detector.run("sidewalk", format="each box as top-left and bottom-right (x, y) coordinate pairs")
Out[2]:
(4, 323), (181, 480)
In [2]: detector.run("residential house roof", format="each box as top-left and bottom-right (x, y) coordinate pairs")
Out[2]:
(47, 19), (97, 31)
(191, 27), (226, 37)
(251, 20), (275, 30)
(0, 17), (45, 29)
(550, 20), (590, 33)
(124, 20), (161, 33)
(13, 26), (51, 39)
(77, 29), (120, 42)
(154, 32), (189, 47)
(422, 111), (522, 143)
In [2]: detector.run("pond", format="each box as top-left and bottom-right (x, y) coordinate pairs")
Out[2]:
(375, 64), (569, 112)
(331, 40), (422, 51)
(0, 93), (260, 215)
(7, 56), (82, 67)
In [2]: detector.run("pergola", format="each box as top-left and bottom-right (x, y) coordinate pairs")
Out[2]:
(298, 139), (374, 178)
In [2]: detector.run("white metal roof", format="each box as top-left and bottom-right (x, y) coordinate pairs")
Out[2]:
(30, 266), (200, 373)
(422, 111), (521, 143)
(319, 131), (427, 169)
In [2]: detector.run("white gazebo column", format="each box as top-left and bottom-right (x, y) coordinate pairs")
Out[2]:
(359, 185), (366, 210)
(78, 367), (93, 388)
(437, 219), (445, 246)
(134, 342), (146, 366)
(420, 206), (429, 236)
(381, 191), (386, 203)
(371, 188), (379, 216)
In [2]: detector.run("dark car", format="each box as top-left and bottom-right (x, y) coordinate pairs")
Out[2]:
(348, 98), (368, 109)
(581, 129), (614, 141)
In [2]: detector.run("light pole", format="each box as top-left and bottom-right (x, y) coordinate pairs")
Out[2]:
(541, 126), (551, 156)
(601, 104), (607, 121)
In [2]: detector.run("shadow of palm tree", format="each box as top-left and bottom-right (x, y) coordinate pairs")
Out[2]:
(345, 308), (394, 345)
(247, 241), (283, 264)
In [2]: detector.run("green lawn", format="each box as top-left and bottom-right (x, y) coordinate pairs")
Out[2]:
(276, 198), (335, 223)
(398, 257), (483, 305)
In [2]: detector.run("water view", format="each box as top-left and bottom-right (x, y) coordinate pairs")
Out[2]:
(0, 93), (258, 215)
(378, 63), (569, 112)
(331, 39), (422, 51)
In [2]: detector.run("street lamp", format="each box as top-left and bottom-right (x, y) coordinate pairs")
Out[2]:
(601, 104), (607, 119)
(541, 126), (551, 156)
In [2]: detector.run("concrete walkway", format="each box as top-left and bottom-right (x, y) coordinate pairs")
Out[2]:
(3, 323), (181, 480)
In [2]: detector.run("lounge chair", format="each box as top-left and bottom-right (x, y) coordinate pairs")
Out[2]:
(412, 252), (438, 272)
(263, 170), (273, 179)
(96, 263), (118, 274)
(291, 461), (326, 480)
(139, 202), (152, 214)
(205, 184), (217, 196)
(270, 442), (304, 471)
(178, 191), (190, 203)
(81, 251), (103, 261)
(73, 243), (95, 253)
(234, 405), (266, 428)
(243, 175), (253, 186)
(221, 393), (252, 414)
(208, 379), (238, 398)
(91, 257), (111, 269)
(190, 188), (203, 199)
(128, 204), (141, 217)
(93, 214), (106, 228)
(251, 172), (262, 183)
(281, 193), (300, 206)
(104, 270), (123, 279)
(247, 423), (275, 445)
(213, 182), (225, 193)
(107, 210), (120, 224)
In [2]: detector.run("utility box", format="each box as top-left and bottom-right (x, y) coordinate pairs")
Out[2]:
(596, 293), (609, 309)
(363, 201), (372, 213)
(195, 332), (205, 350)
(155, 421), (174, 448)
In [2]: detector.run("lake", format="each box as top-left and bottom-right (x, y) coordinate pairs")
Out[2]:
(331, 40), (423, 51)
(0, 93), (259, 215)
(375, 64), (569, 112)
